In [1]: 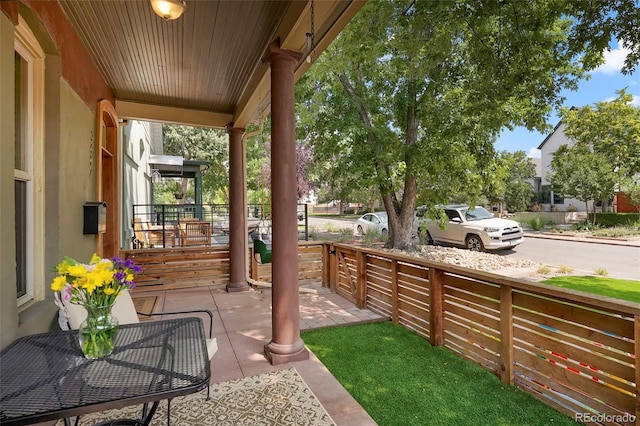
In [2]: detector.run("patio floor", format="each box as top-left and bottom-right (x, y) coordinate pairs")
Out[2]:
(134, 282), (383, 425)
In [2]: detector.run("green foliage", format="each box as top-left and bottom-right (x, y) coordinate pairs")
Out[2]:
(526, 216), (551, 231)
(161, 125), (229, 203)
(302, 322), (577, 426)
(594, 212), (640, 227)
(483, 151), (536, 213)
(296, 0), (631, 249)
(571, 221), (602, 232)
(549, 90), (640, 224)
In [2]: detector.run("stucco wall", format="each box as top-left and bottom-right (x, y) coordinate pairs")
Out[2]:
(1, 7), (108, 349)
(0, 11), (19, 348)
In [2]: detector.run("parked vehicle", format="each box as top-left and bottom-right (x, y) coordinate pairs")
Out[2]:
(414, 204), (524, 251)
(354, 211), (388, 236)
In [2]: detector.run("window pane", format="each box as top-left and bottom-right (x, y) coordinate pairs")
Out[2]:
(14, 51), (28, 171)
(15, 181), (26, 298)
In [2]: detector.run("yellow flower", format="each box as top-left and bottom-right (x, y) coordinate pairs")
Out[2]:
(90, 253), (101, 264)
(103, 287), (116, 296)
(68, 264), (88, 278)
(51, 276), (68, 292)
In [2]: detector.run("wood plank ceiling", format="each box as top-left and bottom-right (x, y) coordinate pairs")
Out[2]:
(58, 0), (364, 128)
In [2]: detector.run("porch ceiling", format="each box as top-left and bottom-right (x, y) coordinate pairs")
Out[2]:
(58, 0), (365, 129)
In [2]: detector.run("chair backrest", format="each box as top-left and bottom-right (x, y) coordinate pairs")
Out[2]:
(55, 290), (140, 330)
(253, 238), (272, 264)
(133, 218), (149, 247)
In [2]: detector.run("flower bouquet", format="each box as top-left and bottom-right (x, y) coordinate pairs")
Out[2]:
(51, 254), (141, 359)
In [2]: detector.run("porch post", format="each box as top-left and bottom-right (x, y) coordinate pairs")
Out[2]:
(262, 39), (309, 364)
(226, 126), (251, 292)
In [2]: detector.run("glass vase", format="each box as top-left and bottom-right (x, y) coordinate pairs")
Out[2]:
(78, 302), (119, 359)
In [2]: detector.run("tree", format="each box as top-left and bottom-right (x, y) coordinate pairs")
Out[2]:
(162, 125), (229, 203)
(549, 89), (640, 222)
(297, 0), (632, 249)
(483, 151), (535, 214)
(548, 145), (619, 223)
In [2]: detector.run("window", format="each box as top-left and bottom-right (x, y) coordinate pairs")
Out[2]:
(15, 18), (44, 306)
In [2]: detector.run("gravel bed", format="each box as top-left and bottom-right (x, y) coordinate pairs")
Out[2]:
(387, 245), (539, 273)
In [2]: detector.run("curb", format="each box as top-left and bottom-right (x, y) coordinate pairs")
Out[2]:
(524, 232), (640, 248)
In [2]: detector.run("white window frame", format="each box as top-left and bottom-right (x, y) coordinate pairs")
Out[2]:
(15, 17), (45, 307)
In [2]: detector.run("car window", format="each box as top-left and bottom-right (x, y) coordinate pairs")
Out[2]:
(445, 210), (460, 221)
(465, 207), (493, 221)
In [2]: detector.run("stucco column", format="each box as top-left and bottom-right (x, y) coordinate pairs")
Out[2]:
(226, 126), (251, 292)
(262, 40), (309, 364)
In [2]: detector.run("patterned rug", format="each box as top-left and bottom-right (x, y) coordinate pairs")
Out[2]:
(55, 368), (335, 425)
(131, 296), (158, 321)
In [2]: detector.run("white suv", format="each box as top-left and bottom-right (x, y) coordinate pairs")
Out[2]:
(414, 204), (524, 251)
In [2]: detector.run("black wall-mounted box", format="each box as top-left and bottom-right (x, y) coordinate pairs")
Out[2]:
(83, 202), (107, 234)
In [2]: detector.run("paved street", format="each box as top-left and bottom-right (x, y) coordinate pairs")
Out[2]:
(501, 233), (639, 281)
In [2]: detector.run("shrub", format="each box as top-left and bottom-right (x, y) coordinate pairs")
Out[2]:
(592, 212), (640, 227)
(557, 265), (573, 274)
(571, 221), (601, 232)
(527, 216), (546, 231)
(536, 265), (552, 275)
(550, 205), (560, 212)
(594, 268), (609, 277)
(529, 203), (543, 212)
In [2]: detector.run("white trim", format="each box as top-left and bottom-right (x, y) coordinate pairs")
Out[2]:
(15, 16), (45, 307)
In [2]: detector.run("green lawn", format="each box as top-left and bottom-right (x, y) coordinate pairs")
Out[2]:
(302, 322), (577, 426)
(542, 276), (640, 303)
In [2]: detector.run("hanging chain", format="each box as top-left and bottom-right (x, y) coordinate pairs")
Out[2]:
(310, 0), (315, 51)
(306, 0), (315, 63)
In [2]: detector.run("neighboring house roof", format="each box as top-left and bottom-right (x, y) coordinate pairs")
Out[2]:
(537, 120), (564, 150)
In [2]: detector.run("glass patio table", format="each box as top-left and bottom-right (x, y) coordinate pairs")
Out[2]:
(0, 317), (210, 426)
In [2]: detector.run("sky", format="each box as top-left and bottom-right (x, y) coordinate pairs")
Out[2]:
(494, 40), (639, 158)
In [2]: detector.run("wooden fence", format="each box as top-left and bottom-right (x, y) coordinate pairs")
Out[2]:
(121, 246), (230, 291)
(249, 241), (328, 286)
(330, 243), (640, 426)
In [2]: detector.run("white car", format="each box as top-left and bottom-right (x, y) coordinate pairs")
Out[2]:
(414, 204), (523, 251)
(354, 212), (388, 236)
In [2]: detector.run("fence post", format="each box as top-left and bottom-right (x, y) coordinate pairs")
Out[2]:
(355, 250), (367, 309)
(391, 259), (398, 323)
(500, 285), (514, 385)
(322, 243), (331, 288)
(250, 246), (259, 283)
(329, 244), (337, 292)
(428, 267), (444, 346)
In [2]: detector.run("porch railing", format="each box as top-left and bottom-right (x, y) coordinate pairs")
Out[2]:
(130, 203), (309, 248)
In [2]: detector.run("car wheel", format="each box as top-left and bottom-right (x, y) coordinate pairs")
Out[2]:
(357, 225), (364, 236)
(465, 235), (484, 252)
(425, 231), (434, 245)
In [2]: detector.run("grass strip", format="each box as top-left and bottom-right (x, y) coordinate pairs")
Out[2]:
(303, 322), (577, 426)
(542, 276), (640, 303)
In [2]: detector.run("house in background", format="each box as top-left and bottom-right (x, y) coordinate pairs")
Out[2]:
(537, 120), (636, 213)
(121, 120), (160, 248)
(537, 121), (588, 212)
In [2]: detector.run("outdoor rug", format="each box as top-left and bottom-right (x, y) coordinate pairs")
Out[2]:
(131, 296), (158, 321)
(55, 368), (336, 425)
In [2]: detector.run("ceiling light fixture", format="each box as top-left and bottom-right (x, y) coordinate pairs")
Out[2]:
(150, 0), (186, 20)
